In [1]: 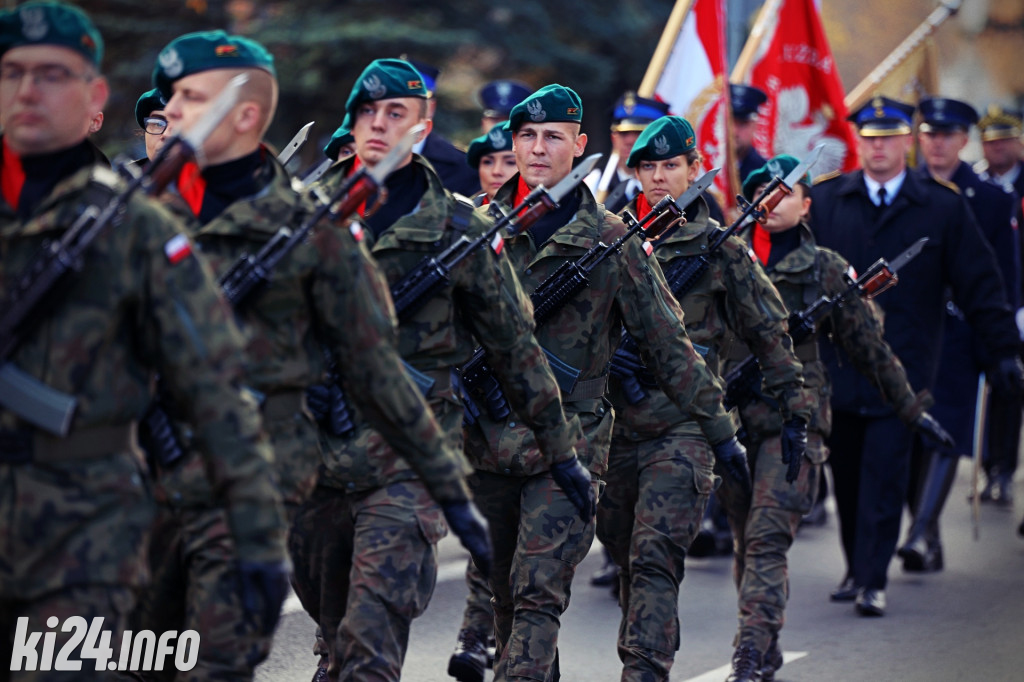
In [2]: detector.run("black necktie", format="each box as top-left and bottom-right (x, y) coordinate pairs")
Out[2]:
(877, 186), (888, 207)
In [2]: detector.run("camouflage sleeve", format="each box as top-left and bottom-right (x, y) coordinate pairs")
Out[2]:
(719, 237), (816, 423)
(458, 209), (582, 465)
(821, 248), (931, 423)
(616, 218), (735, 444)
(133, 197), (286, 564)
(310, 224), (471, 503)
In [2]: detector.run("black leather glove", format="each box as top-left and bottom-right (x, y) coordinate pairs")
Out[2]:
(989, 356), (1024, 397)
(442, 500), (493, 577)
(780, 417), (808, 484)
(713, 436), (752, 498)
(550, 456), (596, 522)
(237, 559), (290, 636)
(914, 411), (955, 451)
(305, 383), (331, 422)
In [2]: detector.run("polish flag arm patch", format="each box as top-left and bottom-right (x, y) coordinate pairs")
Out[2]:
(164, 233), (193, 265)
(846, 265), (857, 280)
(349, 221), (364, 242)
(490, 232), (504, 255)
(642, 241), (654, 257)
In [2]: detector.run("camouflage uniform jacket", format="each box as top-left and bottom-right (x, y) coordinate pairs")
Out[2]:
(610, 197), (815, 441)
(0, 152), (285, 565)
(725, 222), (930, 439)
(466, 178), (736, 477)
(162, 152), (470, 505)
(313, 155), (580, 492)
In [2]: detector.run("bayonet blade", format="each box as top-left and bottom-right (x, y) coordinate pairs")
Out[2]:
(367, 123), (426, 185)
(182, 73), (248, 154)
(782, 143), (825, 188)
(673, 167), (720, 212)
(277, 121), (314, 166)
(548, 153), (602, 204)
(298, 158), (334, 191)
(888, 237), (929, 273)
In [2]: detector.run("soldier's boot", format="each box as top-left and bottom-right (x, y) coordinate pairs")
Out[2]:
(898, 450), (957, 572)
(590, 546), (619, 586)
(995, 473), (1015, 507)
(725, 644), (762, 682)
(978, 475), (997, 503)
(760, 638), (783, 682)
(447, 628), (489, 682)
(312, 628), (330, 682)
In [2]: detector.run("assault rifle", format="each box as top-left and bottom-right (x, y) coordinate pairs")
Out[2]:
(0, 74), (249, 437)
(610, 145), (825, 405)
(459, 175), (684, 423)
(723, 236), (928, 411)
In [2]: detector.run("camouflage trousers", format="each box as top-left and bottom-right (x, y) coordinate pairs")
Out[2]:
(130, 505), (272, 682)
(716, 431), (825, 654)
(471, 470), (599, 682)
(0, 453), (154, 682)
(596, 433), (715, 682)
(288, 480), (446, 682)
(458, 558), (494, 636)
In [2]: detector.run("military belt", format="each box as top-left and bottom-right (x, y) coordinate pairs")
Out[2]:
(564, 375), (608, 403)
(261, 390), (308, 421)
(0, 423), (135, 463)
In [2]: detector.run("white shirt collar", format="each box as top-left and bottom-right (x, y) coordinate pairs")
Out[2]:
(990, 163), (1021, 191)
(863, 170), (906, 206)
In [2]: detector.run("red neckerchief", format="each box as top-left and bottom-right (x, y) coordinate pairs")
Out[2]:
(479, 195), (490, 205)
(513, 175), (532, 206)
(346, 155), (369, 217)
(635, 192), (654, 221)
(177, 161), (206, 217)
(752, 223), (772, 266)
(1, 139), (26, 211)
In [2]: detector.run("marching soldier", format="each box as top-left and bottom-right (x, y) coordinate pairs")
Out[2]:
(0, 4), (288, 677)
(726, 154), (951, 680)
(466, 121), (517, 204)
(134, 88), (168, 164)
(299, 59), (587, 681)
(599, 116), (815, 682)
(136, 37), (486, 681)
(730, 84), (769, 186)
(465, 85), (745, 682)
(975, 104), (1024, 199)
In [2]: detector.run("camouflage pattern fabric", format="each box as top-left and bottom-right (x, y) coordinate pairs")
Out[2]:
(131, 507), (270, 682)
(288, 480), (445, 681)
(595, 435), (714, 681)
(458, 558), (495, 636)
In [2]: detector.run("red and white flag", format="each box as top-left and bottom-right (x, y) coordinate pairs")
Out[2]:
(640, 0), (734, 207)
(733, 0), (858, 175)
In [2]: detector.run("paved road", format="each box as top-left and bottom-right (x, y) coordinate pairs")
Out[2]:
(257, 463), (1024, 681)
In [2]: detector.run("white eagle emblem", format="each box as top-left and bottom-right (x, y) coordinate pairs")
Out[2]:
(488, 127), (507, 148)
(363, 74), (387, 100)
(20, 7), (48, 41)
(767, 158), (783, 179)
(653, 135), (670, 156)
(497, 81), (512, 100)
(158, 47), (183, 80)
(527, 99), (546, 122)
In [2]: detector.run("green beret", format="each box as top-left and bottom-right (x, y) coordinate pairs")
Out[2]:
(153, 30), (275, 98)
(344, 58), (429, 123)
(508, 84), (582, 131)
(0, 2), (103, 67)
(626, 116), (696, 168)
(742, 154), (808, 201)
(135, 88), (166, 130)
(323, 124), (354, 161)
(466, 121), (514, 169)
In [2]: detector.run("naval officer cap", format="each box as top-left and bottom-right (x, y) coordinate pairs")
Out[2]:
(848, 95), (915, 137)
(0, 1), (103, 67)
(917, 97), (979, 134)
(626, 115), (696, 168)
(153, 30), (275, 99)
(508, 84), (582, 132)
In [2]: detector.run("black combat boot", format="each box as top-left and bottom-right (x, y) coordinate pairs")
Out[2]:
(898, 449), (957, 572)
(725, 644), (762, 682)
(448, 628), (489, 682)
(760, 637), (783, 682)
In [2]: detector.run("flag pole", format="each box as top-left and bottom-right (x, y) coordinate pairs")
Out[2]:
(730, 0), (784, 83)
(844, 0), (961, 111)
(638, 0), (696, 97)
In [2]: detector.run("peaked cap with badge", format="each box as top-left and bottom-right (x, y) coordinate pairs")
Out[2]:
(466, 121), (514, 169)
(152, 30), (275, 98)
(611, 91), (670, 133)
(626, 115), (696, 168)
(730, 83), (768, 121)
(479, 79), (533, 120)
(0, 1), (103, 67)
(508, 83), (582, 131)
(917, 97), (979, 134)
(978, 104), (1023, 142)
(848, 95), (915, 137)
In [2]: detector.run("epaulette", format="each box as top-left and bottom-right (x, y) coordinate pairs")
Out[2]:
(449, 193), (476, 236)
(929, 175), (961, 194)
(812, 169), (841, 185)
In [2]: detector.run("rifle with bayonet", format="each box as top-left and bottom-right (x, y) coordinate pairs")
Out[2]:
(460, 169), (680, 423)
(723, 236), (929, 412)
(610, 145), (825, 405)
(0, 74), (250, 438)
